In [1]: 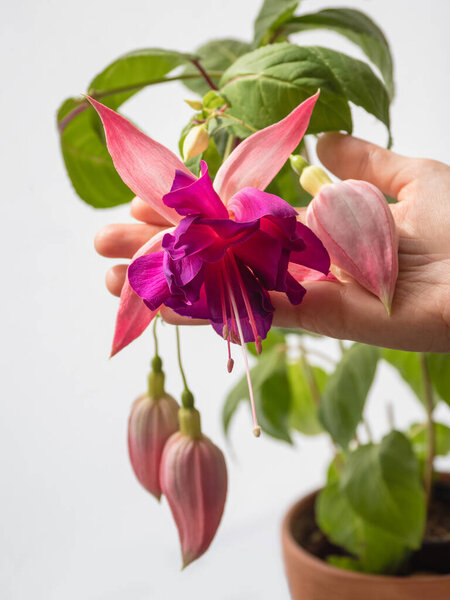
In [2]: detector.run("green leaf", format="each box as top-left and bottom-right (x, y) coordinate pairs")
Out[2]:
(58, 48), (195, 208)
(317, 459), (410, 573)
(341, 431), (426, 549)
(408, 421), (450, 460)
(427, 353), (450, 406)
(382, 349), (436, 407)
(255, 371), (292, 443)
(266, 157), (312, 206)
(287, 361), (326, 435)
(253, 0), (301, 47)
(222, 344), (286, 434)
(326, 556), (363, 572)
(319, 344), (379, 447)
(219, 43), (391, 143)
(283, 8), (394, 99)
(182, 39), (251, 96)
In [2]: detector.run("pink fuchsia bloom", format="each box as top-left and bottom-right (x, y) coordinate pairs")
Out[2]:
(128, 369), (179, 500)
(305, 175), (398, 313)
(160, 408), (227, 567)
(87, 92), (330, 355)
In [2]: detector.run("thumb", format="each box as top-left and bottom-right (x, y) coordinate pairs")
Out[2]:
(316, 133), (415, 199)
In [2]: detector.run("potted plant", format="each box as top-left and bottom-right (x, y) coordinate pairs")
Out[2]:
(57, 0), (450, 596)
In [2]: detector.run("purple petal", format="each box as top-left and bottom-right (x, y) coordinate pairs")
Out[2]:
(290, 222), (330, 274)
(228, 187), (297, 222)
(285, 273), (306, 305)
(232, 230), (283, 289)
(128, 252), (171, 310)
(170, 169), (197, 192)
(163, 161), (228, 219)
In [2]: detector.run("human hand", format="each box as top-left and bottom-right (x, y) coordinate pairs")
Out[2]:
(95, 133), (450, 352)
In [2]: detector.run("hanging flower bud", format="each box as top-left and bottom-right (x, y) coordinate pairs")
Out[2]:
(183, 125), (209, 161)
(160, 407), (228, 567)
(301, 167), (398, 314)
(128, 360), (179, 500)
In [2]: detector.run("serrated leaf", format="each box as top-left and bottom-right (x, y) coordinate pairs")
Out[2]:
(287, 361), (326, 435)
(255, 371), (292, 443)
(283, 8), (394, 99)
(319, 344), (379, 447)
(222, 344), (286, 435)
(427, 353), (450, 406)
(341, 431), (426, 549)
(182, 39), (251, 96)
(219, 43), (391, 143)
(58, 48), (195, 208)
(317, 458), (410, 573)
(253, 0), (301, 47)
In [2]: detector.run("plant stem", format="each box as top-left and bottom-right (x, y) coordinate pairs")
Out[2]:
(419, 352), (435, 508)
(220, 112), (258, 133)
(191, 59), (219, 90)
(299, 344), (321, 406)
(58, 72), (223, 133)
(176, 326), (194, 408)
(338, 340), (346, 354)
(152, 314), (159, 359)
(223, 133), (235, 161)
(301, 138), (311, 164)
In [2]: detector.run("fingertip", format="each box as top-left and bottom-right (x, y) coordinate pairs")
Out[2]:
(94, 224), (117, 257)
(131, 197), (172, 226)
(105, 264), (128, 297)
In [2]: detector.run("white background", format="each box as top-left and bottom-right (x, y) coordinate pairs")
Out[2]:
(1, 0), (449, 598)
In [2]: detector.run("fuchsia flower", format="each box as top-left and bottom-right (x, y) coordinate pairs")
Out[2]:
(88, 92), (329, 351)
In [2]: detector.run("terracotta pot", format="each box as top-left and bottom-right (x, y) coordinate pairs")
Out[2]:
(281, 488), (450, 600)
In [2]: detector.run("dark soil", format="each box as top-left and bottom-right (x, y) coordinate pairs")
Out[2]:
(292, 478), (450, 576)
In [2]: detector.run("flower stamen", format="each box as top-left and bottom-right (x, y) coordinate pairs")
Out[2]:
(223, 268), (261, 438)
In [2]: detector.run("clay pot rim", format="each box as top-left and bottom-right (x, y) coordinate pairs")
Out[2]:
(282, 488), (450, 584)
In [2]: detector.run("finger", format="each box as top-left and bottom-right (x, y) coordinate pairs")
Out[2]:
(105, 264), (127, 296)
(316, 133), (416, 199)
(270, 282), (428, 351)
(94, 223), (166, 258)
(159, 305), (208, 327)
(130, 197), (173, 226)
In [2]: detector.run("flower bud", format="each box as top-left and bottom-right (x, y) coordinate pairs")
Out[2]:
(128, 372), (179, 500)
(160, 407), (228, 567)
(305, 175), (398, 313)
(183, 125), (209, 161)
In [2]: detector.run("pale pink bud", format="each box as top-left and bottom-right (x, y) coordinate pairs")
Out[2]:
(305, 176), (399, 313)
(160, 408), (228, 567)
(128, 371), (179, 500)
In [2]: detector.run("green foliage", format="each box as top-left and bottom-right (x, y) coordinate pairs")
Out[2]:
(58, 49), (196, 208)
(427, 353), (450, 406)
(319, 344), (380, 448)
(266, 158), (312, 206)
(317, 458), (411, 574)
(287, 360), (326, 435)
(253, 0), (301, 47)
(382, 349), (438, 407)
(282, 8), (394, 99)
(341, 431), (426, 549)
(181, 39), (251, 96)
(219, 43), (391, 143)
(222, 342), (287, 435)
(256, 371), (293, 442)
(409, 422), (450, 461)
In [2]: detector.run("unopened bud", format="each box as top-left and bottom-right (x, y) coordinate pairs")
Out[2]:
(184, 99), (203, 110)
(289, 154), (309, 176)
(128, 392), (179, 500)
(306, 179), (398, 313)
(183, 125), (209, 161)
(160, 415), (228, 567)
(300, 166), (332, 196)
